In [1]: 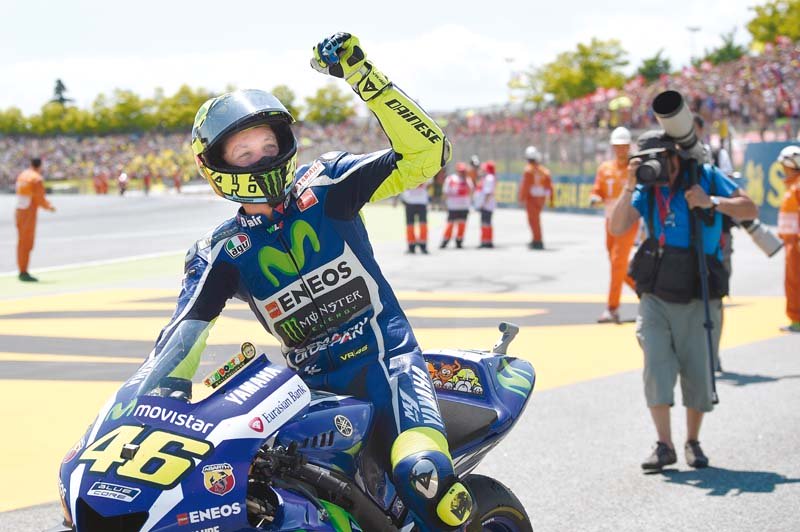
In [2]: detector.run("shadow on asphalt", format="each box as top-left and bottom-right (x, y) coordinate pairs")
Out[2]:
(716, 370), (800, 387)
(661, 468), (800, 495)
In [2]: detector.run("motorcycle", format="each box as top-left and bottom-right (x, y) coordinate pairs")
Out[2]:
(53, 322), (535, 531)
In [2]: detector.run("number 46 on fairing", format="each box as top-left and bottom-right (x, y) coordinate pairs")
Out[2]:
(79, 425), (212, 488)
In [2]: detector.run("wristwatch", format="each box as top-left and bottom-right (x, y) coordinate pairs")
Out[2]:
(710, 196), (721, 209)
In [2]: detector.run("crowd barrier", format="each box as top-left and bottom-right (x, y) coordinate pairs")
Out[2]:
(491, 141), (800, 226)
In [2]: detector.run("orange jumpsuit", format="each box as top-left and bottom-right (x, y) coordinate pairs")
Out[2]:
(519, 162), (552, 243)
(591, 160), (638, 311)
(778, 176), (800, 323)
(15, 168), (53, 274)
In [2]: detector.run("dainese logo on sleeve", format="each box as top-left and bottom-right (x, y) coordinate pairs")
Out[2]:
(225, 234), (251, 259)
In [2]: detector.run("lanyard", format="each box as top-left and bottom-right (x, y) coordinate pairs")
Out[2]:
(654, 187), (675, 247)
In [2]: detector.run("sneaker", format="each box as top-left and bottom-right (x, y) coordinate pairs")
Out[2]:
(641, 442), (677, 471)
(439, 240), (449, 249)
(18, 272), (38, 282)
(779, 322), (800, 333)
(597, 309), (620, 324)
(418, 244), (429, 255)
(478, 242), (494, 249)
(531, 241), (544, 250)
(405, 244), (416, 254)
(455, 239), (463, 249)
(685, 440), (709, 468)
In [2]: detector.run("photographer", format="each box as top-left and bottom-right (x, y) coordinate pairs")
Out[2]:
(610, 130), (757, 471)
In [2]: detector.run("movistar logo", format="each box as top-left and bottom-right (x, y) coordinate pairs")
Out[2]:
(105, 398), (137, 421)
(280, 317), (305, 344)
(258, 220), (320, 287)
(497, 360), (533, 399)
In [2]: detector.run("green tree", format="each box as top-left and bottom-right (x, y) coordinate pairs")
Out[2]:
(531, 38), (628, 105)
(637, 49), (672, 82)
(747, 0), (800, 43)
(0, 107), (28, 135)
(303, 83), (355, 124)
(271, 84), (302, 120)
(153, 84), (214, 131)
(51, 79), (73, 105)
(700, 29), (747, 65)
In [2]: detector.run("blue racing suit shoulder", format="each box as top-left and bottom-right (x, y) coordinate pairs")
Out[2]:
(183, 218), (240, 271)
(292, 149), (398, 220)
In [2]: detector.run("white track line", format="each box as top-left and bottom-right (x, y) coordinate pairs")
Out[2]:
(0, 249), (184, 277)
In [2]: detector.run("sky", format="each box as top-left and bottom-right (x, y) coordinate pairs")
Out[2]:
(0, 0), (761, 116)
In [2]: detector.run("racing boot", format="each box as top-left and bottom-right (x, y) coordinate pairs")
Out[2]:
(392, 428), (475, 530)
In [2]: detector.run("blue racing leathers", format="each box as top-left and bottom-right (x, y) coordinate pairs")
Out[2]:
(142, 81), (472, 529)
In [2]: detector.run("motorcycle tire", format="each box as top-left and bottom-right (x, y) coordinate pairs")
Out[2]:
(464, 474), (532, 532)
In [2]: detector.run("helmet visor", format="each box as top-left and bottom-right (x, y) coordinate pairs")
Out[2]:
(195, 89), (294, 150)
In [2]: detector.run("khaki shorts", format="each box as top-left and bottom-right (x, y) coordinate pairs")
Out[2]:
(635, 294), (721, 412)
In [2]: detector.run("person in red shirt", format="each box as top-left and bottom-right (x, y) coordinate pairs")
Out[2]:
(475, 160), (497, 248)
(467, 154), (480, 187)
(15, 158), (56, 282)
(400, 180), (431, 254)
(590, 127), (639, 323)
(519, 146), (553, 249)
(441, 163), (473, 249)
(777, 145), (800, 332)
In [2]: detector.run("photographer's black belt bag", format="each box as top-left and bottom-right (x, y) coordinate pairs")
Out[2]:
(628, 190), (728, 304)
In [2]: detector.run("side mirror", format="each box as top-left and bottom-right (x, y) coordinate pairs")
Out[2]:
(492, 322), (519, 355)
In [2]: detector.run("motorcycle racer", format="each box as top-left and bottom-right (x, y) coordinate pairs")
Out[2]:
(137, 33), (472, 530)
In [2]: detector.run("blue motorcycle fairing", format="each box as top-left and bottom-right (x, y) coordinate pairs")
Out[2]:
(59, 350), (533, 531)
(274, 394), (373, 477)
(423, 349), (535, 474)
(59, 358), (310, 532)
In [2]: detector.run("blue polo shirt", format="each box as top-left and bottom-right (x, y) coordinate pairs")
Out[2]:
(631, 164), (740, 258)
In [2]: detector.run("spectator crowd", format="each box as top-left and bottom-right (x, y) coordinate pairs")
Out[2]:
(443, 38), (800, 143)
(2, 39), (799, 191)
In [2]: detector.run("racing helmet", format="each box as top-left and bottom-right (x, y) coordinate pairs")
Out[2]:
(778, 145), (800, 170)
(192, 89), (297, 205)
(524, 145), (541, 162)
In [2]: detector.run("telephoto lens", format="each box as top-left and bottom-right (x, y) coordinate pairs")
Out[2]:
(741, 219), (784, 257)
(635, 159), (662, 185)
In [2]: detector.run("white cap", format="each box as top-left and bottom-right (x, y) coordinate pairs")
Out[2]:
(524, 146), (541, 162)
(778, 145), (800, 169)
(610, 127), (632, 145)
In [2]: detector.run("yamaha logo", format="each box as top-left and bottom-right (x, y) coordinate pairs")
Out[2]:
(334, 415), (353, 437)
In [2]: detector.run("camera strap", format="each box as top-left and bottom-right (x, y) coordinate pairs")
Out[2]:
(654, 187), (675, 248)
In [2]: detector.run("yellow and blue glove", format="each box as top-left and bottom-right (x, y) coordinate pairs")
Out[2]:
(311, 32), (390, 101)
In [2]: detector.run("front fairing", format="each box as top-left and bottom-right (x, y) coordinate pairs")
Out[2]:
(59, 356), (310, 531)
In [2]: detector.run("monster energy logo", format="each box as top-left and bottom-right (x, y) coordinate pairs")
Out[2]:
(258, 220), (320, 286)
(256, 158), (296, 199)
(279, 317), (305, 344)
(497, 359), (533, 399)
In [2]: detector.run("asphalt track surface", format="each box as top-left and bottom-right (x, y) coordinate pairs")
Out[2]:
(0, 193), (798, 531)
